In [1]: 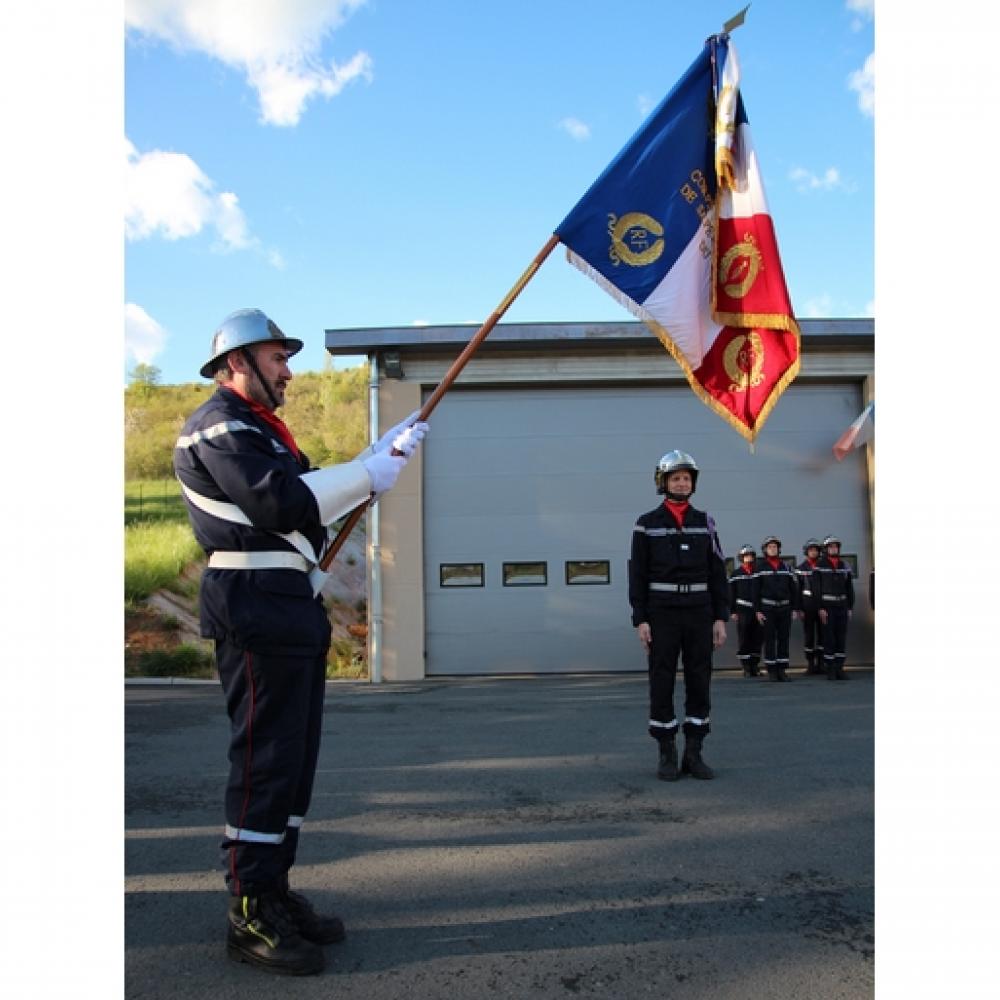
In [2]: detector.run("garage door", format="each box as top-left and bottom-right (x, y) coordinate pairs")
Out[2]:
(423, 383), (872, 674)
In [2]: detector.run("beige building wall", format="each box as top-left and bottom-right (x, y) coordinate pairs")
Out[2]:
(371, 380), (425, 681)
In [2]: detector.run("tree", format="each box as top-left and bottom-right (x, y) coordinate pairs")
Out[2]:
(129, 363), (162, 398)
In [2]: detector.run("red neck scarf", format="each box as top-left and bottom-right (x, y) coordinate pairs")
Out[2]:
(741, 562), (754, 574)
(663, 498), (689, 527)
(828, 555), (840, 570)
(767, 556), (782, 570)
(225, 385), (302, 461)
(805, 557), (818, 568)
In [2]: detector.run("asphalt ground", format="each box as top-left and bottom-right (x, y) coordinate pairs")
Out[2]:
(125, 668), (874, 999)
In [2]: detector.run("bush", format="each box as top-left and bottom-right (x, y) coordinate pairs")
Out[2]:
(327, 638), (367, 679)
(129, 644), (215, 679)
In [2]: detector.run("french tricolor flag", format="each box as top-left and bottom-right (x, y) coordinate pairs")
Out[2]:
(555, 35), (799, 442)
(833, 400), (875, 460)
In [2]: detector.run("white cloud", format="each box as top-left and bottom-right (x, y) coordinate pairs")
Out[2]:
(125, 0), (373, 126)
(801, 294), (834, 319)
(789, 165), (849, 193)
(849, 52), (874, 119)
(558, 117), (591, 141)
(637, 94), (655, 118)
(846, 0), (874, 30)
(864, 299), (875, 317)
(125, 302), (167, 365)
(125, 137), (254, 250)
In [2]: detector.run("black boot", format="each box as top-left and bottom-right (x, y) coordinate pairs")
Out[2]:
(656, 737), (679, 781)
(280, 884), (346, 944)
(777, 664), (790, 682)
(766, 664), (780, 682)
(226, 891), (325, 976)
(825, 659), (837, 680)
(835, 660), (849, 681)
(681, 734), (715, 780)
(749, 656), (761, 677)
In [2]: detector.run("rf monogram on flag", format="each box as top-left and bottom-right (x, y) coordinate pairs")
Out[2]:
(607, 212), (665, 267)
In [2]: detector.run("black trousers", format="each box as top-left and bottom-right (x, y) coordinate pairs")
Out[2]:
(646, 605), (713, 740)
(801, 608), (823, 661)
(215, 639), (328, 897)
(761, 606), (792, 668)
(735, 610), (762, 667)
(822, 607), (850, 666)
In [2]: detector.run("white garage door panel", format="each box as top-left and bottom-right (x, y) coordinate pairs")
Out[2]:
(423, 385), (872, 675)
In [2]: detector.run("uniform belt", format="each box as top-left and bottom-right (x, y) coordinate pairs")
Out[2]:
(761, 598), (790, 606)
(650, 582), (708, 593)
(736, 598), (754, 607)
(822, 594), (847, 602)
(208, 551), (311, 572)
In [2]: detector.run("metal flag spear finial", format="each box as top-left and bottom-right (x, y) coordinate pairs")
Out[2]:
(723, 4), (750, 33)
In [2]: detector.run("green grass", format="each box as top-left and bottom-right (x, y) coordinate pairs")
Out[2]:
(125, 520), (203, 602)
(125, 479), (187, 526)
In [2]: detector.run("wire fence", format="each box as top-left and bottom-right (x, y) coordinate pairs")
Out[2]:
(125, 479), (186, 526)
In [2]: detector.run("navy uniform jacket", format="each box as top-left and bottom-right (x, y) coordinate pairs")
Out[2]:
(754, 559), (801, 612)
(628, 503), (729, 627)
(728, 564), (759, 615)
(173, 387), (371, 656)
(811, 556), (856, 611)
(796, 558), (820, 613)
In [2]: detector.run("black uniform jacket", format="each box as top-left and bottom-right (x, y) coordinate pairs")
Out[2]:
(796, 558), (820, 612)
(811, 556), (855, 611)
(754, 559), (801, 613)
(174, 387), (331, 655)
(628, 503), (729, 627)
(728, 564), (759, 615)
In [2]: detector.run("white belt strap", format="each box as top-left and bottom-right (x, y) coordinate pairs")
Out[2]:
(209, 551), (310, 572)
(178, 481), (320, 565)
(650, 582), (708, 593)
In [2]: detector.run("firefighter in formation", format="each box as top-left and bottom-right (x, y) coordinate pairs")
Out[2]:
(812, 534), (855, 680)
(754, 535), (801, 682)
(729, 544), (763, 677)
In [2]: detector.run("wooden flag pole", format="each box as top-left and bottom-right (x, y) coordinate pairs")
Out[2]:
(319, 233), (561, 570)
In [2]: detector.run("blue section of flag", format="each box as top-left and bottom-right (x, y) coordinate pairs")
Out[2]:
(555, 38), (727, 306)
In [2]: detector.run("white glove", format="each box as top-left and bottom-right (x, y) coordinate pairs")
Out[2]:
(374, 410), (421, 453)
(362, 450), (407, 496)
(391, 421), (428, 457)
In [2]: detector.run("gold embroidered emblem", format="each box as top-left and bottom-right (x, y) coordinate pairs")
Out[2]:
(608, 212), (665, 267)
(723, 331), (766, 392)
(719, 233), (762, 298)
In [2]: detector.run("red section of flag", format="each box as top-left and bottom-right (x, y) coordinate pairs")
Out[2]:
(715, 214), (794, 321)
(693, 326), (800, 433)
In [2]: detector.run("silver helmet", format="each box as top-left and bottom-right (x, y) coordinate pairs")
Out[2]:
(803, 538), (822, 556)
(823, 534), (842, 552)
(761, 535), (781, 552)
(737, 544), (755, 561)
(654, 450), (699, 497)
(199, 308), (303, 378)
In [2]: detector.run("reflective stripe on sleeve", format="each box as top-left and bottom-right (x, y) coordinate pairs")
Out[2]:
(176, 420), (262, 449)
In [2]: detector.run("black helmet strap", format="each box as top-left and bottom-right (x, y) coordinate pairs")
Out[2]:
(241, 346), (280, 410)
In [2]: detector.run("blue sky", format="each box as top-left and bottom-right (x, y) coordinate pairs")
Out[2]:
(124, 0), (874, 385)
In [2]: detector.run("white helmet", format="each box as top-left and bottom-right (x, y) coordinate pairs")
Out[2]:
(199, 308), (303, 378)
(655, 450), (699, 497)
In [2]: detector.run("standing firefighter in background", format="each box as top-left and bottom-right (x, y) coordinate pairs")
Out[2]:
(729, 544), (763, 677)
(797, 538), (824, 674)
(629, 450), (729, 782)
(812, 534), (855, 681)
(174, 308), (429, 976)
(754, 535), (800, 682)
